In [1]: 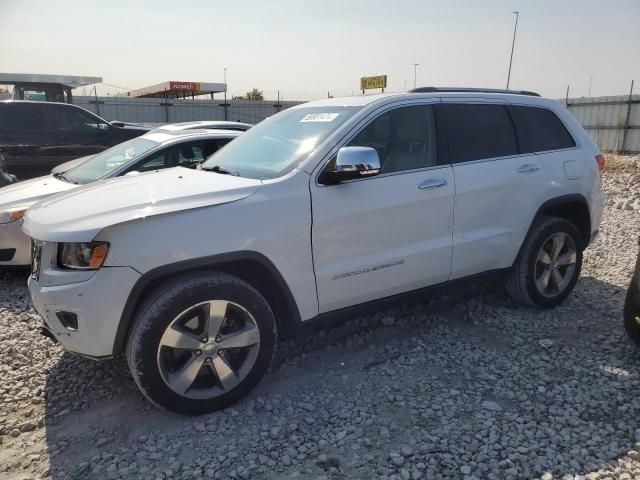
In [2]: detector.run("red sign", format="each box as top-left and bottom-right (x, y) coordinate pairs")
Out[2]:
(169, 81), (201, 92)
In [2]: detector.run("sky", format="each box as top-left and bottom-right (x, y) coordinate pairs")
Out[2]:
(1, 0), (639, 101)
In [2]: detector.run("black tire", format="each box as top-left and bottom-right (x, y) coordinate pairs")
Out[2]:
(126, 271), (277, 415)
(624, 280), (640, 344)
(506, 216), (583, 308)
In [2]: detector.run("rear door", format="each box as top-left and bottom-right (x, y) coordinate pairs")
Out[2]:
(508, 104), (580, 186)
(442, 101), (550, 279)
(0, 102), (57, 180)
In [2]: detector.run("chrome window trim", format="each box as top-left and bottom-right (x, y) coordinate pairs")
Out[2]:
(322, 163), (452, 186)
(448, 146), (581, 167)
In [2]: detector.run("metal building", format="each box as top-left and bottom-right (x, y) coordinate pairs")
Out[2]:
(0, 73), (102, 103)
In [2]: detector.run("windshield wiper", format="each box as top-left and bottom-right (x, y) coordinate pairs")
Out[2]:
(53, 172), (79, 184)
(200, 165), (240, 176)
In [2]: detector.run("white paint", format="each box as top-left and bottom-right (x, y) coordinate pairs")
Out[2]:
(25, 91), (605, 359)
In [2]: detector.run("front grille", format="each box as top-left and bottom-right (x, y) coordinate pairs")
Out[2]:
(31, 239), (43, 280)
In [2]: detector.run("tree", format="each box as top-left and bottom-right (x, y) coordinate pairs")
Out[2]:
(242, 88), (264, 101)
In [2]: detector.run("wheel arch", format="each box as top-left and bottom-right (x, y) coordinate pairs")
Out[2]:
(112, 251), (302, 355)
(516, 194), (592, 264)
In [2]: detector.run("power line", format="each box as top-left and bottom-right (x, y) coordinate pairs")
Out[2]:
(99, 82), (133, 91)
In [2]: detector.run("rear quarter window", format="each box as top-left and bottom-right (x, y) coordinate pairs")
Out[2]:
(508, 105), (576, 153)
(0, 103), (47, 133)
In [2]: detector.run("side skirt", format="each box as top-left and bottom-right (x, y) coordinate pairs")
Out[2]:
(298, 267), (511, 336)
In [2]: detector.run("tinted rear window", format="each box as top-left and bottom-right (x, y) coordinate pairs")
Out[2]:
(509, 105), (576, 153)
(443, 104), (518, 163)
(0, 103), (47, 133)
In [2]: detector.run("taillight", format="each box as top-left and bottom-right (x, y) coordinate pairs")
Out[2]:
(595, 154), (605, 173)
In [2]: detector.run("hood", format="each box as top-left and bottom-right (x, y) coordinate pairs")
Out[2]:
(0, 175), (76, 211)
(22, 167), (262, 242)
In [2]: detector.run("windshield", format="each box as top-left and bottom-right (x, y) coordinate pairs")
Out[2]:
(200, 106), (361, 179)
(64, 137), (160, 184)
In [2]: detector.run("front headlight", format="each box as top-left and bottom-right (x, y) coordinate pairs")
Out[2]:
(58, 242), (110, 270)
(0, 208), (27, 224)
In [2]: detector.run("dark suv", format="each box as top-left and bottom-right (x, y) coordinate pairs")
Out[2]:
(625, 238), (640, 344)
(0, 100), (148, 180)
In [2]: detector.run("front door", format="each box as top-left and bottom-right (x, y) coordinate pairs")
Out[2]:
(53, 104), (107, 166)
(311, 103), (455, 313)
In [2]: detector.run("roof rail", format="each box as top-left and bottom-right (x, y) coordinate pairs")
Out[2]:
(408, 87), (540, 97)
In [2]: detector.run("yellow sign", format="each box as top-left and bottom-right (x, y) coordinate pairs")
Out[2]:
(360, 75), (387, 90)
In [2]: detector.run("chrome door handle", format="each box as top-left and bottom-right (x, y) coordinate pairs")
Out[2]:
(517, 164), (540, 173)
(418, 178), (447, 189)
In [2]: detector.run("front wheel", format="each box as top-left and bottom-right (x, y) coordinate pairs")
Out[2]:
(506, 216), (583, 308)
(126, 272), (276, 415)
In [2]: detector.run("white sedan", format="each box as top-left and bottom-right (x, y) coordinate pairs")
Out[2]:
(0, 128), (240, 266)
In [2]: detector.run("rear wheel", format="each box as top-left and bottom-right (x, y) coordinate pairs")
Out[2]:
(126, 272), (276, 415)
(506, 216), (583, 308)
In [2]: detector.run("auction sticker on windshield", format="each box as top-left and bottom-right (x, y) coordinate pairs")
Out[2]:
(300, 113), (340, 122)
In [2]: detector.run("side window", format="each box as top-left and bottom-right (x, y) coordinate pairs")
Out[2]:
(443, 104), (518, 163)
(202, 139), (232, 159)
(348, 105), (437, 174)
(176, 142), (205, 168)
(135, 149), (171, 172)
(0, 104), (47, 133)
(509, 106), (576, 153)
(133, 142), (210, 172)
(55, 106), (100, 133)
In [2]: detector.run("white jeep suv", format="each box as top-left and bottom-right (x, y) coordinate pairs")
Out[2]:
(25, 88), (605, 414)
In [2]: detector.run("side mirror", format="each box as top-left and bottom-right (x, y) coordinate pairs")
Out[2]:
(124, 171), (140, 177)
(320, 146), (380, 185)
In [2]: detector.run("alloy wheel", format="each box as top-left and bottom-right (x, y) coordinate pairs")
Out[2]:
(156, 300), (260, 400)
(534, 232), (577, 298)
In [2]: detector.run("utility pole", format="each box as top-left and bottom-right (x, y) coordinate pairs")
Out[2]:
(224, 68), (227, 99)
(411, 63), (419, 89)
(506, 11), (519, 89)
(223, 67), (228, 121)
(588, 75), (595, 97)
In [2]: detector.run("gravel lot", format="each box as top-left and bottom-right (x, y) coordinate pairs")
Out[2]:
(1, 156), (640, 480)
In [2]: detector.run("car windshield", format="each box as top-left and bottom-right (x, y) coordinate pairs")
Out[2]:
(64, 137), (160, 184)
(200, 106), (361, 179)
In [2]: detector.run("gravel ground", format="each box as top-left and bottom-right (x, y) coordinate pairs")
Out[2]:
(1, 156), (640, 480)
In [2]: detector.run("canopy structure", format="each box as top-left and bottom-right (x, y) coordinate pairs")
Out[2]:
(126, 81), (227, 99)
(0, 73), (102, 103)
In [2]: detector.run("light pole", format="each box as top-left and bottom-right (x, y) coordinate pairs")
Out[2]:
(506, 11), (519, 89)
(588, 75), (595, 97)
(223, 68), (228, 120)
(411, 63), (419, 89)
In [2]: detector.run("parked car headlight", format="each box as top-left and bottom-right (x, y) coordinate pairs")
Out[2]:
(58, 242), (110, 270)
(0, 208), (27, 224)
